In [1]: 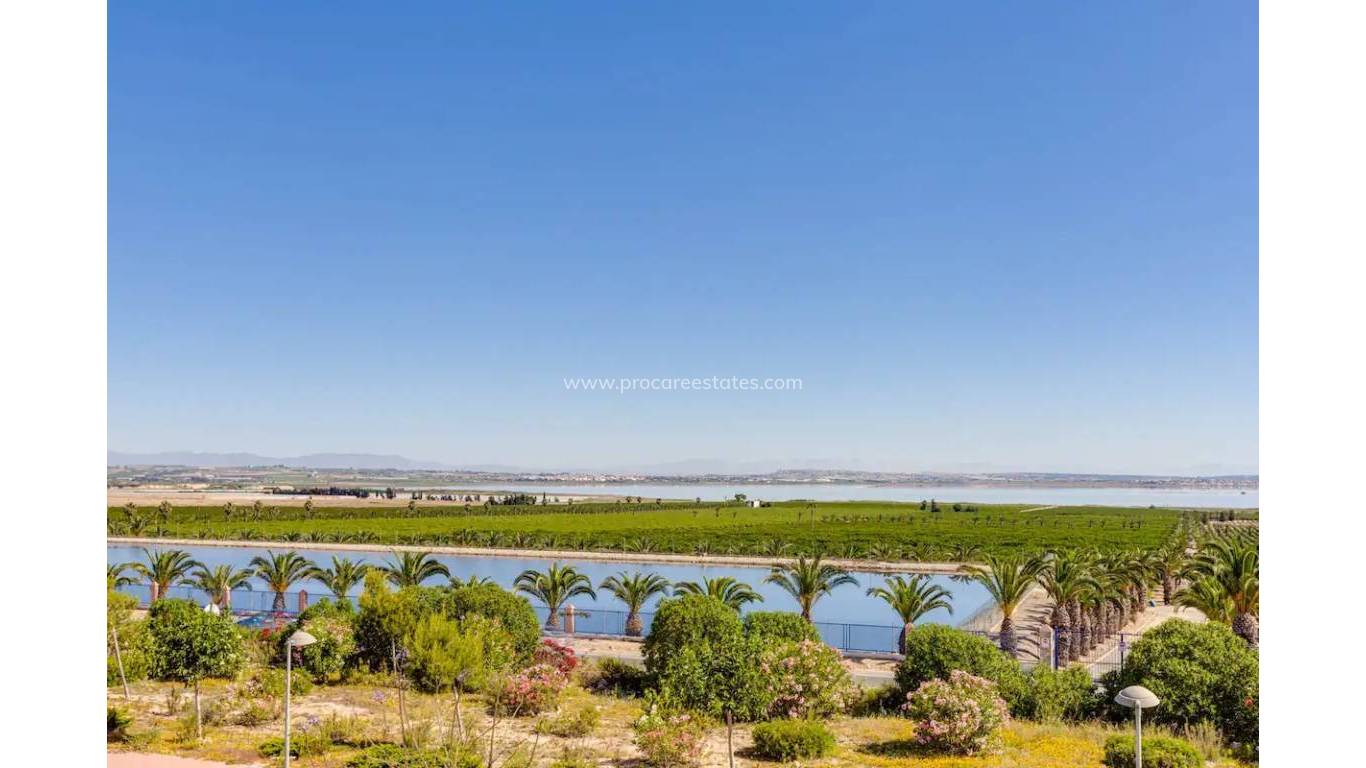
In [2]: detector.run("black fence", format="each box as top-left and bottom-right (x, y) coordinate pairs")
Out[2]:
(116, 584), (1136, 671)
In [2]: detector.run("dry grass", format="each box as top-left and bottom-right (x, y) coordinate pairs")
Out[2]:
(109, 678), (1251, 768)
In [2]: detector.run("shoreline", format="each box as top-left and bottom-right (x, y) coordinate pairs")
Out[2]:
(106, 536), (972, 574)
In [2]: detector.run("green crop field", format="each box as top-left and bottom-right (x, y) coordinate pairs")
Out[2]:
(108, 499), (1197, 559)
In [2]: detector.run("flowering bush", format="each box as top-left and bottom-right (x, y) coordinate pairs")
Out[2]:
(633, 705), (706, 768)
(533, 638), (579, 675)
(758, 640), (857, 719)
(903, 670), (1008, 755)
(495, 663), (568, 715)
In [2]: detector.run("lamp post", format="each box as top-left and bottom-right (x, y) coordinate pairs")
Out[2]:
(1114, 685), (1159, 768)
(284, 630), (317, 768)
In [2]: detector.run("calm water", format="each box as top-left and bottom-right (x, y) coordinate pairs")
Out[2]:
(107, 543), (991, 629)
(443, 483), (1258, 508)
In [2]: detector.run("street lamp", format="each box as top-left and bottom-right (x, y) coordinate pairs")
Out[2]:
(1114, 685), (1160, 768)
(284, 630), (317, 768)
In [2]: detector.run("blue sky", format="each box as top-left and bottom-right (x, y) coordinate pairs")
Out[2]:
(109, 2), (1257, 475)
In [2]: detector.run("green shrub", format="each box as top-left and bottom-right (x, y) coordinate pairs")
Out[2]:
(1110, 620), (1258, 748)
(894, 624), (1028, 715)
(1102, 734), (1201, 768)
(548, 747), (596, 768)
(536, 704), (601, 737)
(758, 640), (857, 719)
(243, 665), (313, 699)
(582, 657), (649, 697)
(742, 611), (820, 645)
(355, 575), (428, 671)
(750, 719), (836, 761)
(107, 706), (133, 743)
(440, 582), (542, 664)
(849, 684), (906, 717)
(643, 596), (769, 720)
(234, 700), (277, 727)
(279, 599), (357, 682)
(1023, 665), (1100, 721)
(258, 734), (326, 759)
(346, 744), (474, 768)
(108, 620), (152, 687)
(407, 612), (487, 693)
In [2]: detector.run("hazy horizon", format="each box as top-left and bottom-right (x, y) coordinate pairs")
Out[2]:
(106, 449), (1257, 478)
(109, 4), (1257, 477)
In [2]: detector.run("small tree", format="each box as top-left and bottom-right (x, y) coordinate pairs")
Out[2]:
(146, 599), (245, 739)
(406, 613), (486, 751)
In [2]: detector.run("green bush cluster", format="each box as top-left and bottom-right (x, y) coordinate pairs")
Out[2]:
(108, 590), (152, 687)
(1021, 665), (1101, 721)
(1107, 620), (1258, 749)
(351, 572), (538, 693)
(582, 657), (649, 697)
(642, 596), (769, 720)
(1102, 734), (1201, 768)
(107, 707), (133, 743)
(749, 719), (836, 760)
(742, 611), (820, 645)
(439, 581), (542, 663)
(895, 624), (1028, 713)
(642, 596), (857, 723)
(278, 598), (358, 682)
(344, 744), (470, 768)
(895, 625), (1103, 721)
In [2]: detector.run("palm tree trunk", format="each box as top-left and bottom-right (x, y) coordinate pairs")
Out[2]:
(1049, 604), (1070, 665)
(1067, 600), (1083, 661)
(999, 614), (1016, 654)
(1162, 576), (1176, 604)
(1232, 612), (1259, 647)
(1077, 612), (1091, 656)
(901, 621), (914, 655)
(545, 603), (561, 630)
(625, 611), (643, 637)
(273, 590), (286, 612)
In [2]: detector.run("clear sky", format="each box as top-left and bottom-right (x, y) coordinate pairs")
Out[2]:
(108, 2), (1258, 475)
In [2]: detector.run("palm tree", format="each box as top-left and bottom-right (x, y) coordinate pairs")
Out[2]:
(765, 555), (858, 621)
(1039, 551), (1095, 663)
(672, 576), (764, 611)
(131, 548), (201, 602)
(189, 564), (254, 610)
(866, 575), (954, 653)
(450, 574), (495, 589)
(1184, 540), (1259, 646)
(380, 551), (451, 588)
(1173, 576), (1236, 623)
(599, 571), (671, 636)
(316, 556), (371, 601)
(107, 562), (137, 591)
(960, 552), (1046, 654)
(249, 550), (319, 612)
(515, 563), (596, 629)
(1151, 541), (1186, 605)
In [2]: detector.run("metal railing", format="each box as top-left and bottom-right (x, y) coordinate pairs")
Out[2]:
(121, 584), (1116, 662)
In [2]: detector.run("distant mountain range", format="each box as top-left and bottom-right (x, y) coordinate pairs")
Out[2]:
(107, 451), (463, 471)
(107, 450), (1257, 484)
